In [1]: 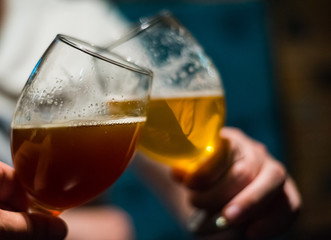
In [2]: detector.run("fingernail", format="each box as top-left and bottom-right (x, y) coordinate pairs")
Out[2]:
(215, 216), (228, 229)
(224, 205), (241, 222)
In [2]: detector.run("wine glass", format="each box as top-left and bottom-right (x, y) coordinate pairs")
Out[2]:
(108, 11), (226, 173)
(10, 34), (153, 216)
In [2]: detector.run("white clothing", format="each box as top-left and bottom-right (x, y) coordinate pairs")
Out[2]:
(0, 0), (129, 164)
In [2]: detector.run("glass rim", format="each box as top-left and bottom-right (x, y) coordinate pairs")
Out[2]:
(57, 34), (153, 77)
(108, 10), (177, 50)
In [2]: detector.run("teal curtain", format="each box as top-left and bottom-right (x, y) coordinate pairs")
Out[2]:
(104, 1), (284, 239)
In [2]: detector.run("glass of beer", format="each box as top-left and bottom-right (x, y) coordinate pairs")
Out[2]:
(108, 11), (225, 173)
(11, 34), (153, 216)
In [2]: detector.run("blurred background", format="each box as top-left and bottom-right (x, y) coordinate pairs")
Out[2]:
(268, 0), (331, 239)
(107, 0), (331, 239)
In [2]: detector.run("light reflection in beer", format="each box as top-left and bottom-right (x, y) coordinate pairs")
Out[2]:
(206, 145), (214, 153)
(138, 94), (225, 172)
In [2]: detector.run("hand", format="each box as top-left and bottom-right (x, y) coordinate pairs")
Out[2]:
(172, 127), (302, 240)
(0, 161), (67, 240)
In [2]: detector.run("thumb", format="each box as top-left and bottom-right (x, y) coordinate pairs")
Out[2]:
(0, 209), (67, 240)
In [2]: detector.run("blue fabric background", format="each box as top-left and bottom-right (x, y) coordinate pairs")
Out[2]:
(103, 1), (285, 239)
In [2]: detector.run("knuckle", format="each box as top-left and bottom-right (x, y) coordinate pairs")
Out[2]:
(222, 127), (244, 139)
(232, 161), (255, 185)
(230, 127), (246, 139)
(250, 141), (269, 161)
(271, 160), (287, 185)
(0, 211), (23, 239)
(255, 142), (268, 154)
(228, 127), (242, 134)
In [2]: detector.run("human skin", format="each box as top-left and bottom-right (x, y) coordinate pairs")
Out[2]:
(135, 127), (302, 240)
(0, 1), (66, 238)
(0, 150), (133, 240)
(0, 161), (68, 240)
(173, 127), (302, 239)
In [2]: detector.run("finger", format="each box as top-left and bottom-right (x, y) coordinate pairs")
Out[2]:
(187, 210), (246, 239)
(0, 162), (28, 211)
(222, 158), (287, 225)
(187, 135), (267, 210)
(188, 152), (263, 210)
(171, 127), (255, 189)
(186, 127), (268, 193)
(0, 209), (67, 240)
(245, 177), (302, 240)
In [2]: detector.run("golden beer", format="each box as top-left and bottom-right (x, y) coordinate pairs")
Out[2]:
(11, 118), (144, 214)
(138, 95), (225, 171)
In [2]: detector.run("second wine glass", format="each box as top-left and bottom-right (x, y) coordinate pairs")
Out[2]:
(108, 11), (226, 173)
(11, 34), (153, 215)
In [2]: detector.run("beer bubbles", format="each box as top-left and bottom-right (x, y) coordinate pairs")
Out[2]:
(108, 11), (225, 172)
(11, 34), (152, 215)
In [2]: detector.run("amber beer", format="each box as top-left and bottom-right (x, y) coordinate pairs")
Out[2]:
(11, 118), (144, 214)
(138, 94), (225, 171)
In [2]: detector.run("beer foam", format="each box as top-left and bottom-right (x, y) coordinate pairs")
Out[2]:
(12, 116), (146, 129)
(151, 89), (225, 99)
